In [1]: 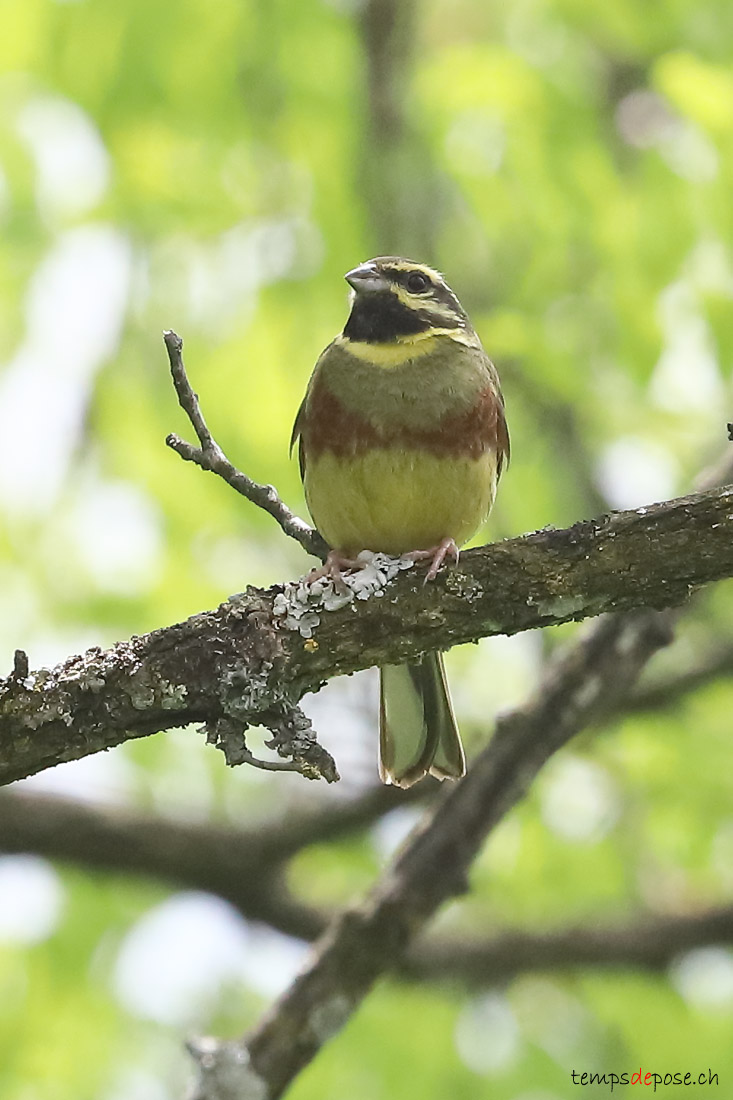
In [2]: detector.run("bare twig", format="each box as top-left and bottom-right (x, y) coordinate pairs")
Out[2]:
(163, 330), (327, 560)
(204, 711), (339, 782)
(0, 785), (423, 945)
(0, 785), (408, 879)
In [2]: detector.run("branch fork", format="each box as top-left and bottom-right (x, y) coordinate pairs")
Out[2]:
(163, 330), (327, 560)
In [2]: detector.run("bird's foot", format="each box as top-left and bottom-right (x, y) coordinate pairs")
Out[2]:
(404, 537), (460, 583)
(306, 550), (366, 591)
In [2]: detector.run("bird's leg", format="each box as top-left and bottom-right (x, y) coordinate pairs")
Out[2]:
(306, 549), (366, 587)
(404, 537), (460, 582)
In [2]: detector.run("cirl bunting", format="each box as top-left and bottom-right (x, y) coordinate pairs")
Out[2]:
(291, 257), (509, 787)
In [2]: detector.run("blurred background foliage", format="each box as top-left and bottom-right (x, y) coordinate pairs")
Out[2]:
(2, 0), (733, 1096)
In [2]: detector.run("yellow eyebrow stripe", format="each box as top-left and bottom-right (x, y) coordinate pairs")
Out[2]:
(382, 260), (444, 281)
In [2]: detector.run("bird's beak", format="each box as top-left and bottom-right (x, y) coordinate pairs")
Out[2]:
(344, 262), (388, 293)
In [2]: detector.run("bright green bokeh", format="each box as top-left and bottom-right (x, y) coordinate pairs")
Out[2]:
(1, 0), (733, 1096)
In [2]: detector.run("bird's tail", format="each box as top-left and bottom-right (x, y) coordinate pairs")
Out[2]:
(378, 652), (466, 788)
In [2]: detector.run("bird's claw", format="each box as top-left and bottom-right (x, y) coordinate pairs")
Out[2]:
(404, 537), (460, 583)
(306, 550), (366, 592)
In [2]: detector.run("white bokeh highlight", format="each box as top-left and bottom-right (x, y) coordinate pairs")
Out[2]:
(68, 476), (163, 595)
(371, 806), (422, 862)
(512, 976), (587, 1063)
(595, 436), (679, 510)
(16, 95), (110, 221)
(671, 947), (733, 1011)
(539, 755), (619, 843)
(650, 280), (723, 414)
(17, 749), (137, 806)
(114, 892), (306, 1026)
(455, 992), (521, 1075)
(0, 855), (65, 945)
(0, 224), (132, 514)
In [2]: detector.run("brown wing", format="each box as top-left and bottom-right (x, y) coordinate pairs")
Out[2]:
(290, 340), (342, 480)
(496, 389), (510, 479)
(289, 396), (307, 480)
(481, 350), (510, 478)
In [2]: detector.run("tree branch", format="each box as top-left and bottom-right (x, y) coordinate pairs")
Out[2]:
(622, 639), (733, 715)
(163, 330), (327, 560)
(0, 789), (325, 940)
(408, 903), (733, 984)
(5, 788), (733, 992)
(2, 485), (733, 787)
(0, 783), (420, 945)
(0, 782), (408, 901)
(186, 609), (671, 1097)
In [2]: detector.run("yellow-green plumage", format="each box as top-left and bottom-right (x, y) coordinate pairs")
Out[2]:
(293, 258), (508, 788)
(305, 448), (497, 557)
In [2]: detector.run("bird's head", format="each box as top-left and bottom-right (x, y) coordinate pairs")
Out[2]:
(342, 257), (472, 344)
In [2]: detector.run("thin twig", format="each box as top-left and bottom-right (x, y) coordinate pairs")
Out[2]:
(237, 751), (305, 774)
(204, 713), (338, 783)
(163, 330), (327, 560)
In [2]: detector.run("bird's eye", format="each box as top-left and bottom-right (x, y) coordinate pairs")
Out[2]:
(406, 271), (430, 294)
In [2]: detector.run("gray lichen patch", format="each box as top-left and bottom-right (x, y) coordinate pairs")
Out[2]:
(307, 993), (353, 1043)
(158, 680), (189, 709)
(220, 658), (278, 719)
(534, 593), (589, 621)
(273, 551), (415, 637)
(445, 571), (484, 601)
(188, 1037), (269, 1100)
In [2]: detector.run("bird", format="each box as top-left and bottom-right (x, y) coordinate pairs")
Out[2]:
(291, 257), (509, 788)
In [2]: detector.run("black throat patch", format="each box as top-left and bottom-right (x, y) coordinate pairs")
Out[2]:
(343, 292), (432, 343)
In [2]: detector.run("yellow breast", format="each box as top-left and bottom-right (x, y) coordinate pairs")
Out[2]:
(304, 447), (498, 556)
